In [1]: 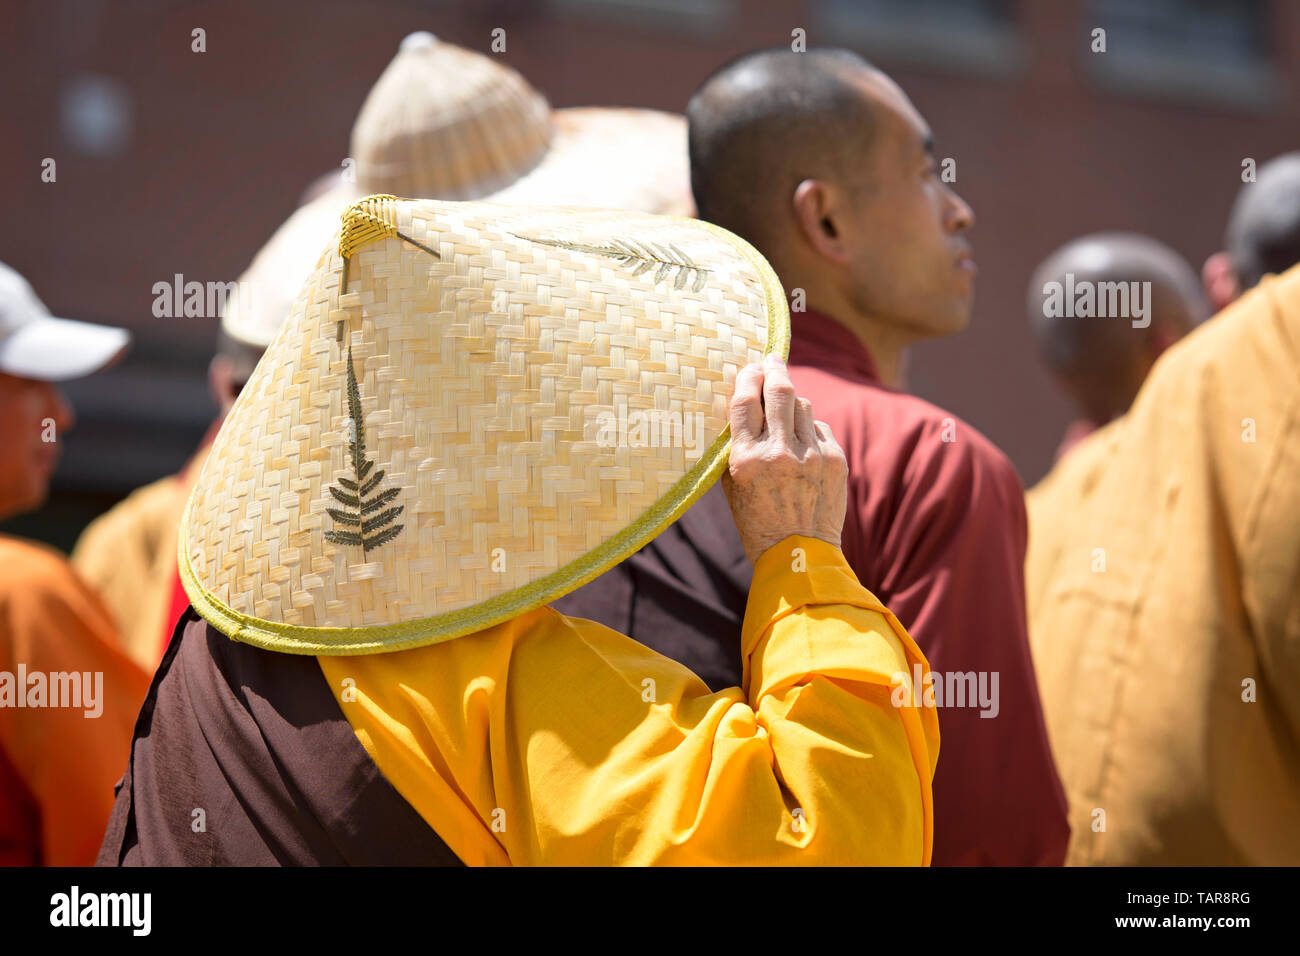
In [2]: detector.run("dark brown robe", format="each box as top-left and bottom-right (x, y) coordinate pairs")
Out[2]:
(554, 483), (749, 693)
(96, 609), (461, 866)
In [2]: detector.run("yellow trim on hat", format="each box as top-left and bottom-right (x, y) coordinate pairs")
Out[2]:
(339, 194), (441, 293)
(178, 219), (789, 656)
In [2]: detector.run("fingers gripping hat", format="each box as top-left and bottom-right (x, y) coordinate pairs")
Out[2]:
(220, 32), (691, 350)
(180, 196), (788, 655)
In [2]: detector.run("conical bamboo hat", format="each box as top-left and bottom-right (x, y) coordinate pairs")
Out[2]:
(346, 33), (688, 209)
(220, 32), (691, 349)
(348, 31), (552, 200)
(181, 196), (788, 655)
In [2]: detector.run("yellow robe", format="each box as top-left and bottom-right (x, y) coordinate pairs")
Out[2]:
(1026, 265), (1300, 865)
(71, 445), (209, 671)
(319, 536), (941, 865)
(1025, 418), (1123, 627)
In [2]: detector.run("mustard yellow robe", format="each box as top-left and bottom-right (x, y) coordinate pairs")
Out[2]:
(319, 536), (941, 865)
(1027, 265), (1300, 865)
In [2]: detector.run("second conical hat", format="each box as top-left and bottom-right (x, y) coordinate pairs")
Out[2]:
(220, 33), (691, 350)
(348, 31), (551, 200)
(181, 196), (787, 655)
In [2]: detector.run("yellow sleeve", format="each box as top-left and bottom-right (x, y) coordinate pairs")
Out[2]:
(317, 535), (939, 865)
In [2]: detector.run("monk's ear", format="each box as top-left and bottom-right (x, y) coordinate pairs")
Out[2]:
(1202, 251), (1240, 313)
(792, 179), (852, 265)
(209, 354), (235, 410)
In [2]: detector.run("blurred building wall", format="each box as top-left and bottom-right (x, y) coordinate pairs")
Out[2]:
(1, 0), (1296, 549)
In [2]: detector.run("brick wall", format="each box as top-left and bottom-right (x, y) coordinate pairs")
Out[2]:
(2, 0), (1295, 546)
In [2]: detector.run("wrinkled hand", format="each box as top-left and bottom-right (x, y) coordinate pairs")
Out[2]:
(721, 354), (847, 565)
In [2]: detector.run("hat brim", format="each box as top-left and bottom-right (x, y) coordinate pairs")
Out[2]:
(485, 108), (692, 215)
(186, 200), (787, 655)
(0, 314), (130, 381)
(326, 108), (690, 212)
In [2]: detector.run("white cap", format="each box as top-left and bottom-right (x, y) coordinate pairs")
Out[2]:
(399, 31), (437, 51)
(0, 261), (130, 381)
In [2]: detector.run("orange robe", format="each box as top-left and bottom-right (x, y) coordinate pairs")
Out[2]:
(0, 536), (151, 865)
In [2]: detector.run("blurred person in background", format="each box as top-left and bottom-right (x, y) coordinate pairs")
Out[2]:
(1025, 233), (1205, 620)
(1026, 232), (1206, 463)
(557, 46), (1070, 866)
(0, 261), (151, 865)
(1202, 152), (1300, 312)
(71, 329), (259, 672)
(1026, 153), (1300, 864)
(71, 31), (693, 673)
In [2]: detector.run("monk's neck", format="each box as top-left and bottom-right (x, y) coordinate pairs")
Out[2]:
(852, 322), (910, 389)
(811, 303), (914, 390)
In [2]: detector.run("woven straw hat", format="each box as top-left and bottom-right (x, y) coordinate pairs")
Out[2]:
(182, 196), (788, 655)
(220, 32), (691, 349)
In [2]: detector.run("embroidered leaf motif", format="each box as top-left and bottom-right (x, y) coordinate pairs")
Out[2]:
(361, 487), (402, 515)
(511, 232), (711, 293)
(362, 524), (404, 551)
(362, 506), (404, 533)
(323, 345), (405, 556)
(325, 530), (364, 547)
(326, 509), (361, 527)
(360, 470), (385, 497)
(329, 486), (360, 508)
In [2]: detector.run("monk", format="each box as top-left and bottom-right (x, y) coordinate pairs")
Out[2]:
(1202, 152), (1300, 311)
(0, 261), (151, 865)
(1027, 154), (1300, 864)
(71, 329), (257, 671)
(558, 47), (1069, 866)
(1025, 235), (1205, 621)
(100, 358), (941, 865)
(1027, 233), (1206, 462)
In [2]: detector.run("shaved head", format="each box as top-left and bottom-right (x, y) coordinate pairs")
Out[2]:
(687, 47), (977, 366)
(1226, 152), (1300, 290)
(1029, 232), (1206, 424)
(687, 47), (880, 258)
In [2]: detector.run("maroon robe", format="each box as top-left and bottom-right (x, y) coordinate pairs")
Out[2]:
(557, 308), (1069, 865)
(98, 609), (462, 866)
